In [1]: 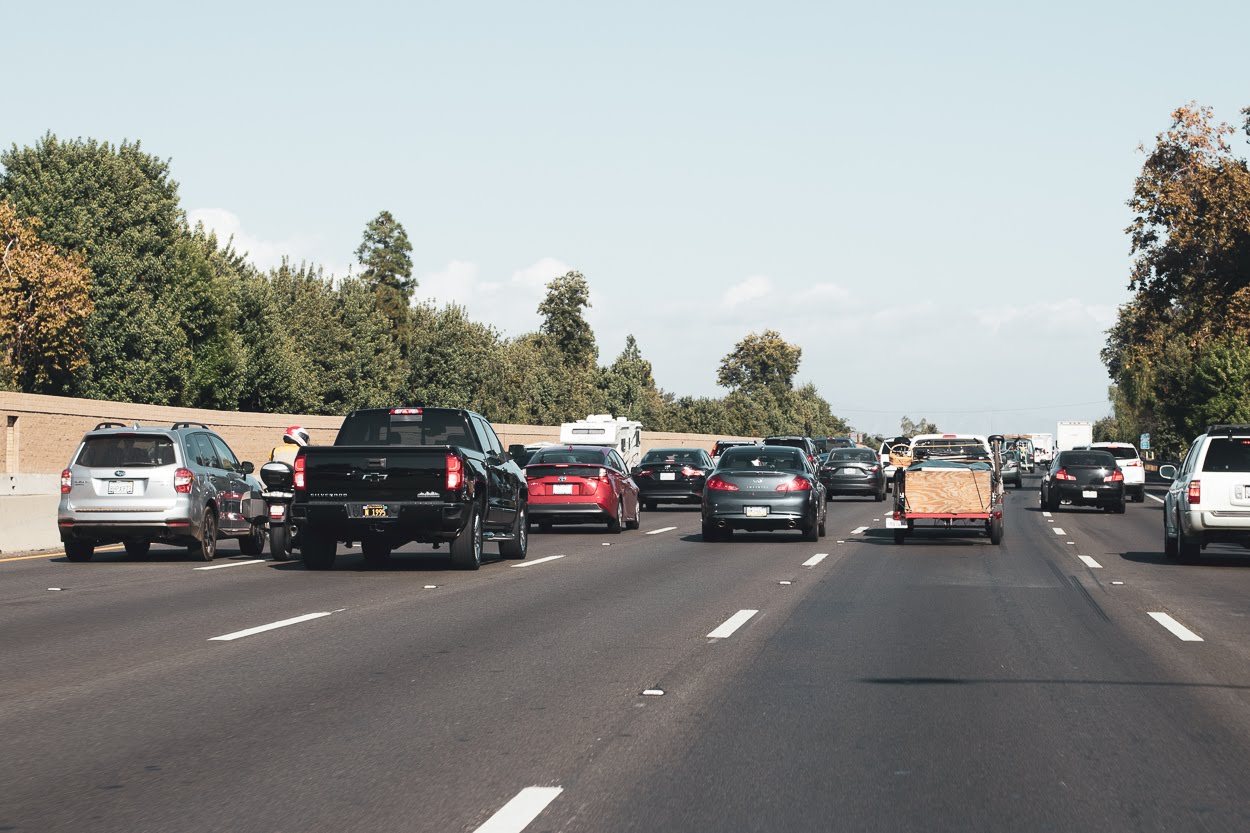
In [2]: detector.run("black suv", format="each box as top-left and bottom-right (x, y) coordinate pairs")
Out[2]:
(763, 436), (819, 462)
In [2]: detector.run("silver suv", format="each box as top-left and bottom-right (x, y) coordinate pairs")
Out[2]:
(1162, 424), (1250, 562)
(58, 421), (266, 562)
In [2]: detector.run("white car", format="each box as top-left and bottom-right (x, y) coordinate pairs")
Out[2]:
(1162, 424), (1250, 562)
(1089, 441), (1146, 502)
(878, 435), (911, 490)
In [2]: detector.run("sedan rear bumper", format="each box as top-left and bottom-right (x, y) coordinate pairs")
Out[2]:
(1053, 483), (1124, 506)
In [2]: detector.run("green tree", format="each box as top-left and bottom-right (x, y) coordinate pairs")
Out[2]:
(901, 416), (939, 435)
(716, 330), (802, 397)
(538, 271), (597, 369)
(405, 302), (506, 413)
(355, 210), (414, 328)
(599, 335), (665, 425)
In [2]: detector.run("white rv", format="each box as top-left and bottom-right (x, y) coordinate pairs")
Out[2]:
(559, 414), (644, 468)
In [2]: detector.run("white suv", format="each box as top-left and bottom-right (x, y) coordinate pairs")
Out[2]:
(1162, 425), (1250, 562)
(1090, 441), (1146, 501)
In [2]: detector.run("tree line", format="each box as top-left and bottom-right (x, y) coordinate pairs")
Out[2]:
(1099, 103), (1250, 456)
(0, 134), (850, 437)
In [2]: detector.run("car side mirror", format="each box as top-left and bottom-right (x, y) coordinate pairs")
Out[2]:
(240, 461), (255, 475)
(1159, 464), (1177, 481)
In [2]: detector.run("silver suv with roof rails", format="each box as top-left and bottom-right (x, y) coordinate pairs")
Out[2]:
(1161, 424), (1250, 562)
(57, 421), (267, 562)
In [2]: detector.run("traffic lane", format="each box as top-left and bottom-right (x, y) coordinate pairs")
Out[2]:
(0, 504), (854, 832)
(572, 496), (1250, 832)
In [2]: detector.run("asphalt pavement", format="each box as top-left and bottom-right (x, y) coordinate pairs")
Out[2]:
(6, 479), (1250, 832)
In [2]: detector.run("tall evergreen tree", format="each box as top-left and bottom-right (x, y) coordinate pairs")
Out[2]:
(354, 210), (414, 328)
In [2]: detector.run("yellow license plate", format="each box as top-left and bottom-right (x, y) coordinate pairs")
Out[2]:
(363, 505), (387, 518)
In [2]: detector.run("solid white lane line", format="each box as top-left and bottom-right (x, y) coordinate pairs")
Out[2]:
(1042, 511), (1052, 517)
(1052, 528), (1066, 535)
(193, 559), (266, 571)
(707, 609), (759, 639)
(851, 526), (869, 535)
(1148, 612), (1204, 642)
(802, 553), (829, 567)
(474, 787), (563, 833)
(1078, 555), (1102, 569)
(209, 611), (334, 641)
(1147, 494), (1164, 504)
(512, 555), (565, 568)
(645, 526), (678, 535)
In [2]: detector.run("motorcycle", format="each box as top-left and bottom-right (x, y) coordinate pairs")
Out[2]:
(259, 461), (298, 561)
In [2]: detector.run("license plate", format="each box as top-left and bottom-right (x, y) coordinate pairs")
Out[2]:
(362, 504), (387, 518)
(886, 518), (907, 529)
(836, 468), (854, 475)
(744, 506), (769, 517)
(107, 480), (134, 495)
(1082, 490), (1097, 499)
(660, 472), (677, 481)
(552, 484), (574, 495)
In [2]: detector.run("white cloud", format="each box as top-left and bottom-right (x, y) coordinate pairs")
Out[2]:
(511, 257), (573, 293)
(722, 275), (773, 308)
(188, 207), (351, 277)
(413, 257), (574, 335)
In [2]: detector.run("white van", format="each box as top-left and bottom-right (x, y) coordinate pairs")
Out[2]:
(558, 414), (644, 469)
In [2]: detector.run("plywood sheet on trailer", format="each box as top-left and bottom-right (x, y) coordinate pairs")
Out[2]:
(904, 469), (993, 514)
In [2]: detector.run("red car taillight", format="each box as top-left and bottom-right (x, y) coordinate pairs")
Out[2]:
(1054, 469), (1075, 481)
(447, 453), (463, 490)
(706, 475), (738, 491)
(776, 476), (813, 492)
(174, 467), (194, 494)
(1106, 469), (1124, 482)
(1188, 480), (1201, 504)
(293, 455), (306, 490)
(61, 469), (72, 494)
(637, 469), (654, 476)
(682, 466), (705, 477)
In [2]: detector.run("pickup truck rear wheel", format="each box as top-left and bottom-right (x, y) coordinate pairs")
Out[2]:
(450, 505), (483, 570)
(500, 506), (528, 559)
(301, 535), (337, 570)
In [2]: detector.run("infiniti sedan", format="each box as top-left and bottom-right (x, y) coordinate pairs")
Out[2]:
(701, 445), (827, 542)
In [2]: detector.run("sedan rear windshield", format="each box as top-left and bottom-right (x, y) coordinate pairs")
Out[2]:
(77, 436), (176, 467)
(1201, 438), (1250, 472)
(828, 449), (877, 463)
(1058, 452), (1116, 467)
(531, 449), (607, 466)
(641, 450), (705, 465)
(718, 449), (805, 471)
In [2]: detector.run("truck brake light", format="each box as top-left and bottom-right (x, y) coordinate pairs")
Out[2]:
(390, 408), (423, 415)
(447, 453), (463, 490)
(294, 455), (306, 490)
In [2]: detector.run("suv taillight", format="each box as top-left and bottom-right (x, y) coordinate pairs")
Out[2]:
(1188, 480), (1201, 504)
(174, 468), (194, 494)
(447, 453), (463, 490)
(61, 469), (72, 494)
(293, 455), (306, 491)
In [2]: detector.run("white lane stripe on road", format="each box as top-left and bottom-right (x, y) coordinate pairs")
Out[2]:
(802, 553), (829, 567)
(708, 609), (759, 639)
(851, 526), (869, 535)
(193, 559), (266, 571)
(1078, 555), (1102, 569)
(1042, 511), (1052, 517)
(1148, 612), (1204, 642)
(1052, 528), (1066, 535)
(209, 611), (334, 641)
(512, 555), (565, 568)
(1147, 494), (1165, 504)
(474, 787), (563, 833)
(645, 526), (678, 535)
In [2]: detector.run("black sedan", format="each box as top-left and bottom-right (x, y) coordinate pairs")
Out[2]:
(632, 448), (714, 509)
(819, 447), (886, 500)
(701, 445), (827, 542)
(1040, 450), (1125, 513)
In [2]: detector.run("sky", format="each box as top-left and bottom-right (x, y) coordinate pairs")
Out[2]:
(6, 0), (1250, 436)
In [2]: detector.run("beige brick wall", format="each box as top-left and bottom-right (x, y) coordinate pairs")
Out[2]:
(0, 392), (752, 477)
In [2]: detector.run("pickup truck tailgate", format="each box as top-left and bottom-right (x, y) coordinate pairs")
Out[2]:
(301, 447), (451, 501)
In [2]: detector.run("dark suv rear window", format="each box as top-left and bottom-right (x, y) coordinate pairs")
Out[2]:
(1201, 438), (1250, 472)
(78, 435), (176, 467)
(1058, 452), (1116, 468)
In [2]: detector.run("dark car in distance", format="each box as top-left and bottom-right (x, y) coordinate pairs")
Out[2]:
(819, 447), (887, 501)
(763, 435), (819, 464)
(1040, 450), (1125, 513)
(632, 448), (714, 509)
(702, 445), (827, 542)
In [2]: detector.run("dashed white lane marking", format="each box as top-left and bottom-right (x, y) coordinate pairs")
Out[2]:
(193, 559), (266, 571)
(1148, 612), (1203, 642)
(645, 526), (678, 535)
(1147, 494), (1165, 504)
(512, 555), (566, 568)
(707, 609), (759, 639)
(1078, 555), (1102, 569)
(802, 553), (829, 567)
(474, 786), (563, 833)
(851, 526), (869, 535)
(1042, 511), (1052, 518)
(1052, 528), (1066, 535)
(209, 611), (334, 641)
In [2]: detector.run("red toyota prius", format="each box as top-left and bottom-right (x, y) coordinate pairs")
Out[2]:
(526, 445), (641, 533)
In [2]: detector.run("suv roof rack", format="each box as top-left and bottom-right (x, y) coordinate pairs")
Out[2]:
(172, 421), (210, 430)
(94, 421), (139, 430)
(1206, 424), (1250, 436)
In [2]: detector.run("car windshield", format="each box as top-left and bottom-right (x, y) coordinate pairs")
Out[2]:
(829, 449), (876, 463)
(719, 449), (804, 472)
(641, 449), (704, 465)
(77, 435), (176, 467)
(531, 449), (607, 466)
(1201, 438), (1250, 472)
(1059, 452), (1116, 467)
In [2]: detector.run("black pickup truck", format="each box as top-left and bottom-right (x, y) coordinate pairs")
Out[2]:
(291, 407), (528, 570)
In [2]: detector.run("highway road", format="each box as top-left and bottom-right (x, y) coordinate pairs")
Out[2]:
(6, 478), (1250, 831)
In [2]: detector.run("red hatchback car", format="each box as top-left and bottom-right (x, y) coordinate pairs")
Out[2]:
(526, 445), (641, 533)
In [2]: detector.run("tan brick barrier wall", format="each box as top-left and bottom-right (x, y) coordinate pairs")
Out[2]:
(0, 392), (751, 479)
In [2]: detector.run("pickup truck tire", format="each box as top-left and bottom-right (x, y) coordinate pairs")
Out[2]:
(301, 535), (337, 570)
(450, 505), (483, 570)
(500, 506), (528, 559)
(238, 524), (266, 556)
(189, 510), (218, 562)
(608, 498), (624, 534)
(361, 536), (391, 566)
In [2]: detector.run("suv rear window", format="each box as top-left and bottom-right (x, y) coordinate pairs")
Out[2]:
(1201, 438), (1250, 472)
(1099, 446), (1139, 460)
(77, 435), (176, 467)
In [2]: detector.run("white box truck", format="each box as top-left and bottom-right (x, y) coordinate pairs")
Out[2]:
(1056, 421), (1093, 452)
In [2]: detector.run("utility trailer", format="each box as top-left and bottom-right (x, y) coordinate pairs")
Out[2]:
(887, 433), (1005, 545)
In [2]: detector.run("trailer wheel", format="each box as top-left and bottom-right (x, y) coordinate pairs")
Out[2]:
(989, 515), (1003, 545)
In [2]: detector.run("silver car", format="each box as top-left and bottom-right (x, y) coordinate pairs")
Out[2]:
(58, 421), (266, 562)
